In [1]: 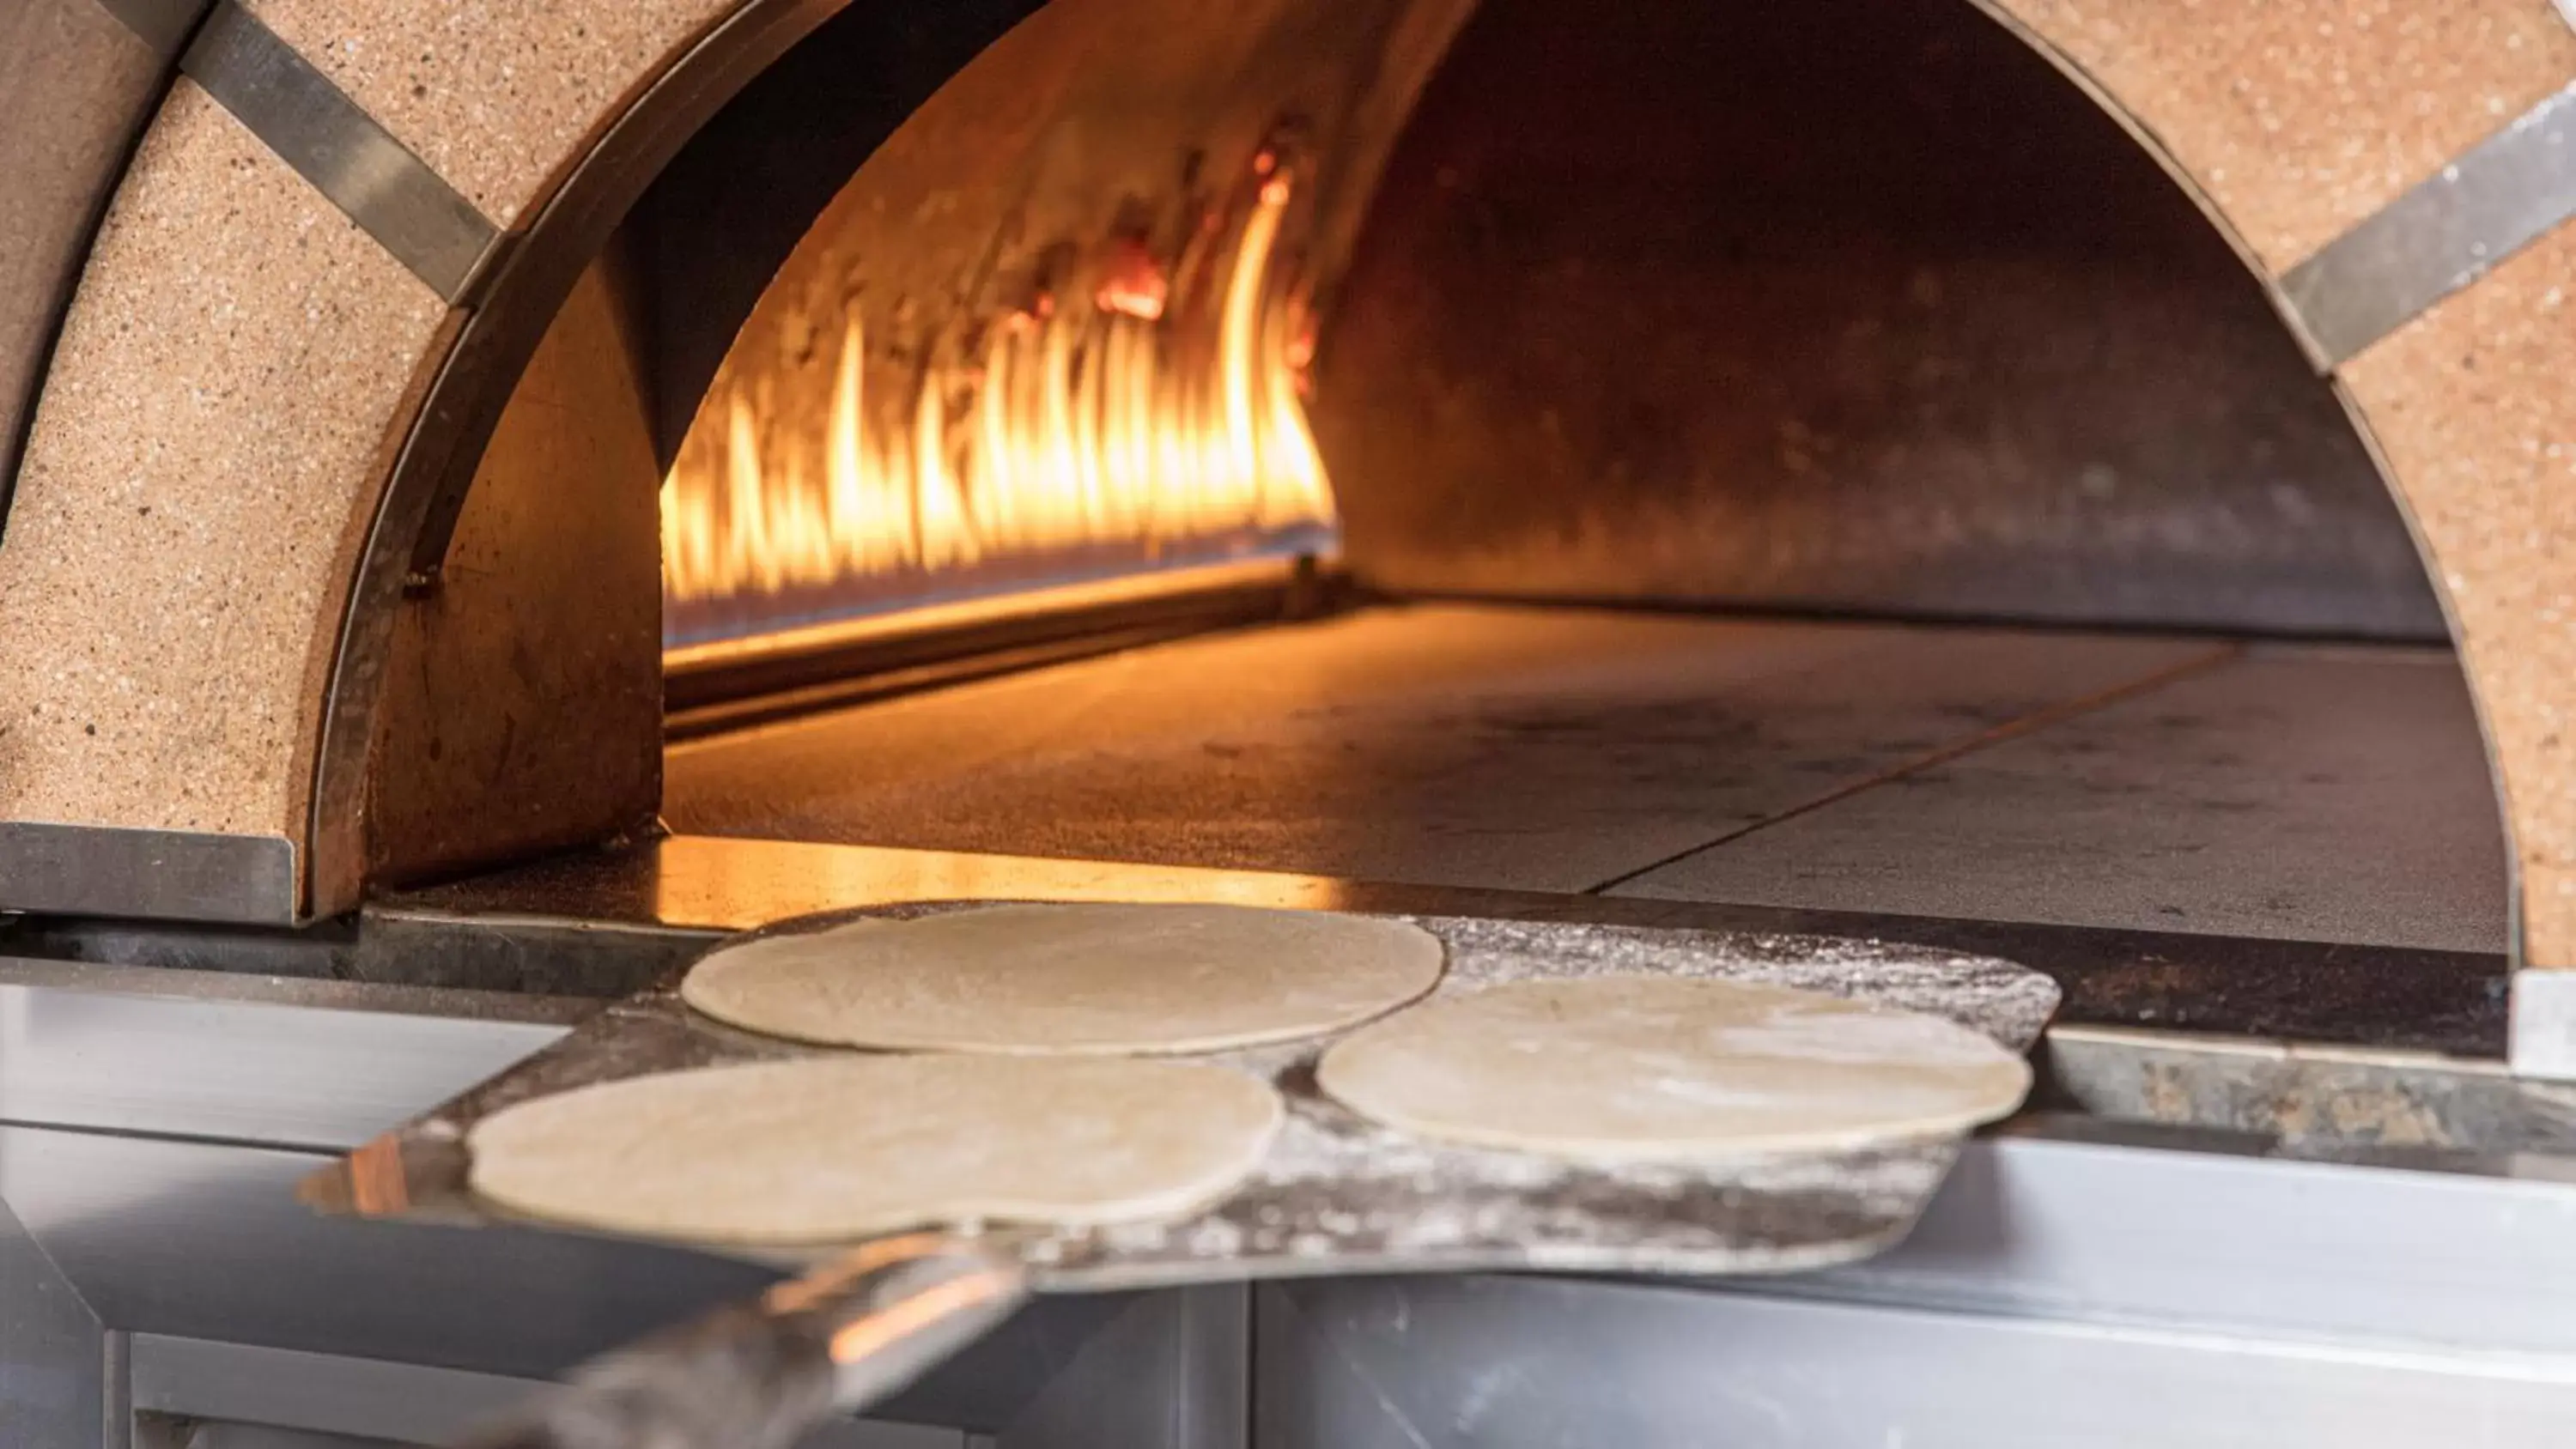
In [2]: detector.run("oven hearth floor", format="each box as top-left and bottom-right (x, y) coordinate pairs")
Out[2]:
(663, 604), (2506, 954)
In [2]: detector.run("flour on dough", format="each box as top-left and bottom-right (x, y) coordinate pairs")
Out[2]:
(1315, 975), (2030, 1161)
(467, 1054), (1281, 1244)
(682, 903), (1445, 1054)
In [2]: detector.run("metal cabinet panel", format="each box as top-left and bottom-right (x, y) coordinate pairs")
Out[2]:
(1255, 1276), (2576, 1449)
(0, 1194), (103, 1449)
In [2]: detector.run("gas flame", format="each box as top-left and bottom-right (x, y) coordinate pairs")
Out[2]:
(659, 169), (1333, 633)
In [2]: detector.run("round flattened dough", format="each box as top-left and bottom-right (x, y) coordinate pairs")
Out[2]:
(681, 903), (1446, 1054)
(466, 1054), (1281, 1244)
(1315, 976), (2031, 1161)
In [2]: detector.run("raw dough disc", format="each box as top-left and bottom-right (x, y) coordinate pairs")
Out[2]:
(466, 1054), (1282, 1244)
(681, 903), (1446, 1054)
(1315, 976), (2031, 1161)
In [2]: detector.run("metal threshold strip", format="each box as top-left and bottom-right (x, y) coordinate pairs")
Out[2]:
(662, 554), (1346, 738)
(356, 836), (2511, 1058)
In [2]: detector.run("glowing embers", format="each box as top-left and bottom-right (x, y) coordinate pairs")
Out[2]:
(660, 158), (1335, 647)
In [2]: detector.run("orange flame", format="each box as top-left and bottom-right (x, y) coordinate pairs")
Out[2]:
(659, 173), (1333, 618)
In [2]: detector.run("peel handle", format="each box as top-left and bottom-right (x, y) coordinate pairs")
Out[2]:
(454, 1232), (1029, 1449)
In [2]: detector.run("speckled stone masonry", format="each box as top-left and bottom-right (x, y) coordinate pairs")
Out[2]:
(1992, 0), (2576, 270)
(0, 82), (442, 837)
(2342, 226), (2576, 967)
(245, 0), (740, 227)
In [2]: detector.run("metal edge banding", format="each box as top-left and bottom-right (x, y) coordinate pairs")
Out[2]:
(91, 0), (212, 59)
(2510, 968), (2576, 1080)
(102, 1329), (134, 1449)
(177, 1), (499, 302)
(0, 823), (295, 924)
(128, 1335), (541, 1446)
(2282, 80), (2576, 365)
(0, 977), (567, 1151)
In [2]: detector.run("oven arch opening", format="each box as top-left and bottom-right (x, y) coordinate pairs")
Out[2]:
(353, 0), (2515, 989)
(348, 0), (2518, 946)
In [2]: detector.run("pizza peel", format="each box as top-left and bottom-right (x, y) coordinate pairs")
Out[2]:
(301, 903), (2060, 1449)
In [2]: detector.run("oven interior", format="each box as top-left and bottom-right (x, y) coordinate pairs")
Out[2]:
(629, 0), (2508, 1038)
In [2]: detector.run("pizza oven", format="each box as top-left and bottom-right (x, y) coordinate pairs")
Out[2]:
(5, 0), (2576, 1444)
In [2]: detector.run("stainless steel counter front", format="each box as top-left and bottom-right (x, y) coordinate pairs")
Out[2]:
(11, 954), (2576, 1447)
(0, 961), (1242, 1449)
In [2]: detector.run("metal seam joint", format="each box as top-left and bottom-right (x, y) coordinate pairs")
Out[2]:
(177, 1), (500, 303)
(2283, 79), (2576, 366)
(91, 0), (215, 61)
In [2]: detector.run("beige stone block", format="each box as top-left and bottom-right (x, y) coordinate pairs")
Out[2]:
(0, 82), (443, 840)
(1990, 0), (2576, 270)
(2341, 224), (2576, 966)
(0, 0), (164, 494)
(246, 0), (738, 227)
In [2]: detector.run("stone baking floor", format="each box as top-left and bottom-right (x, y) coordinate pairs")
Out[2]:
(665, 603), (2508, 953)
